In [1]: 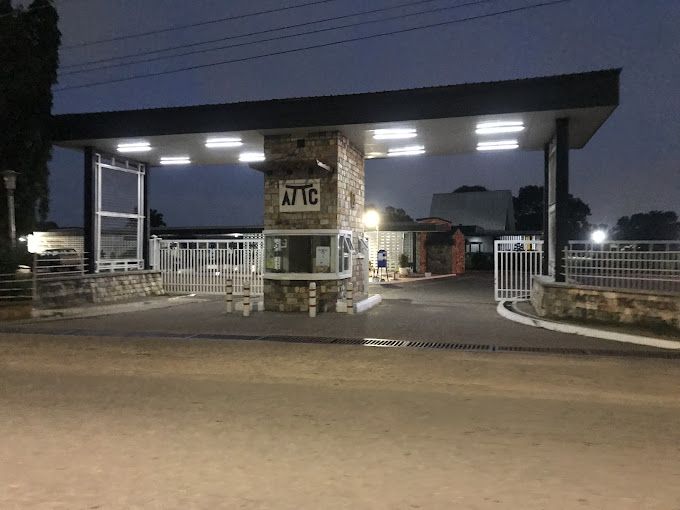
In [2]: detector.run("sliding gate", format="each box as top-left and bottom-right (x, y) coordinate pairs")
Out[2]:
(152, 237), (264, 295)
(494, 239), (544, 301)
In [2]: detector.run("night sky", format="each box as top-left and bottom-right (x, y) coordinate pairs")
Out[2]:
(46, 0), (679, 228)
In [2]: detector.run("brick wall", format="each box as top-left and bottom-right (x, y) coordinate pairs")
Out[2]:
(531, 276), (680, 331)
(36, 270), (165, 309)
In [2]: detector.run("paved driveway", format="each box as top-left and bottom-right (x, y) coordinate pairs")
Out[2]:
(3, 272), (663, 352)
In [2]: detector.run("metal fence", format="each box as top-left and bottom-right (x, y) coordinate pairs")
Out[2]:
(494, 239), (544, 301)
(0, 271), (33, 304)
(565, 240), (680, 293)
(152, 237), (264, 295)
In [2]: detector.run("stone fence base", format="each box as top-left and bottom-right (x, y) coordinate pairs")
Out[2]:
(36, 270), (165, 309)
(531, 275), (680, 331)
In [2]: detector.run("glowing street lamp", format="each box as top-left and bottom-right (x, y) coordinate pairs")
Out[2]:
(364, 209), (381, 270)
(591, 229), (607, 244)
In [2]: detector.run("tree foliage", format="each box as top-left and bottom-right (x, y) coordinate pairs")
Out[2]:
(453, 185), (488, 193)
(612, 211), (680, 240)
(150, 209), (167, 228)
(0, 0), (61, 236)
(365, 204), (414, 224)
(513, 185), (592, 239)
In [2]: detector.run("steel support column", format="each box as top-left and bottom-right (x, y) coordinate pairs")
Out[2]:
(142, 166), (150, 269)
(554, 118), (570, 282)
(83, 147), (96, 273)
(542, 142), (550, 276)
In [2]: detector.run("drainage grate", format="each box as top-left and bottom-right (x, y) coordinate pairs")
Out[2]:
(1, 326), (679, 359)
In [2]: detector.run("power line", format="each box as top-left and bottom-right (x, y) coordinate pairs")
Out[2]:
(61, 0), (339, 49)
(55, 0), (570, 92)
(61, 0), (450, 70)
(60, 0), (504, 76)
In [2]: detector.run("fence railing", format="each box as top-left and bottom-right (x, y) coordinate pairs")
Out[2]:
(0, 271), (33, 304)
(565, 240), (680, 294)
(494, 240), (544, 301)
(153, 238), (264, 295)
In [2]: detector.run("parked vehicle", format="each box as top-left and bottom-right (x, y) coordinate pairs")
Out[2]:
(37, 248), (82, 273)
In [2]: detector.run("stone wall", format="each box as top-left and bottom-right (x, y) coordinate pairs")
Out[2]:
(264, 279), (341, 313)
(262, 131), (365, 313)
(531, 276), (680, 331)
(36, 270), (164, 309)
(263, 131), (365, 231)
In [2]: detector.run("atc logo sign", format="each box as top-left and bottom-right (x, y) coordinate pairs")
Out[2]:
(279, 179), (321, 212)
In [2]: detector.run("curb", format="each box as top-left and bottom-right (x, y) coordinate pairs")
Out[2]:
(370, 274), (456, 285)
(496, 300), (680, 351)
(355, 294), (382, 313)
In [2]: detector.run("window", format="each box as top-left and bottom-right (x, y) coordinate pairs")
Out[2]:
(264, 231), (352, 278)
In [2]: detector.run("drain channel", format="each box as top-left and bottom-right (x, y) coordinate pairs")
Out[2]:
(1, 327), (678, 359)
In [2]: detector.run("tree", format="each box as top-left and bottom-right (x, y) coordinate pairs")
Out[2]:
(513, 185), (592, 238)
(453, 185), (488, 193)
(612, 211), (680, 240)
(0, 0), (61, 237)
(365, 204), (414, 224)
(150, 209), (167, 228)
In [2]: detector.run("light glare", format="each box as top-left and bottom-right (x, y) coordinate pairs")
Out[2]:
(205, 137), (243, 148)
(117, 141), (151, 153)
(239, 152), (265, 163)
(591, 229), (607, 243)
(160, 156), (191, 165)
(373, 128), (417, 140)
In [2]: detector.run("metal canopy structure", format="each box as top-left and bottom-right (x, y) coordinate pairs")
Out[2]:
(51, 69), (620, 281)
(52, 69), (620, 165)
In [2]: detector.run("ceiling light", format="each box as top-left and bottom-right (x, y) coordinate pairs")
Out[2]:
(239, 152), (265, 163)
(160, 156), (191, 165)
(117, 141), (151, 153)
(373, 128), (417, 140)
(476, 121), (524, 135)
(476, 139), (519, 151)
(205, 137), (243, 148)
(387, 145), (425, 157)
(365, 152), (386, 159)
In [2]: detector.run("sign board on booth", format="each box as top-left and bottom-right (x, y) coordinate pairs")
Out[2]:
(279, 179), (321, 212)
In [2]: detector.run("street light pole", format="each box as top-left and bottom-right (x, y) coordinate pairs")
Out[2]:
(2, 170), (19, 248)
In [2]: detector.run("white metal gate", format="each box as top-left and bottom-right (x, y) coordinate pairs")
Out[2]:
(494, 239), (543, 301)
(153, 237), (264, 295)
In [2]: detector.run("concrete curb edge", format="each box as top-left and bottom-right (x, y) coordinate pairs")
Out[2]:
(496, 300), (680, 351)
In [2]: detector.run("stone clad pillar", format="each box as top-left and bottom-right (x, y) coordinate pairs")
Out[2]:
(257, 131), (365, 312)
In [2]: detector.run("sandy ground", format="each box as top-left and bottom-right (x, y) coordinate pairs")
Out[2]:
(1, 333), (680, 509)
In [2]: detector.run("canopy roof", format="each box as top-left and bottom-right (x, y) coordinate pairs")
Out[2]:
(52, 68), (620, 166)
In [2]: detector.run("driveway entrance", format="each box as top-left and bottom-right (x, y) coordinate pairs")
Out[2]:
(3, 273), (660, 353)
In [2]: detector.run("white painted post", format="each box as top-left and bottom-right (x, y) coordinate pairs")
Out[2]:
(225, 278), (233, 313)
(309, 282), (317, 318)
(242, 282), (250, 317)
(347, 281), (354, 315)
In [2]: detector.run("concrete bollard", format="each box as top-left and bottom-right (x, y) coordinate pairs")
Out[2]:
(242, 282), (251, 317)
(309, 282), (317, 318)
(347, 281), (354, 315)
(225, 279), (233, 313)
(337, 281), (346, 313)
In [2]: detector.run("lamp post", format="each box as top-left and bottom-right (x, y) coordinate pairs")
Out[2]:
(2, 170), (19, 248)
(363, 209), (381, 277)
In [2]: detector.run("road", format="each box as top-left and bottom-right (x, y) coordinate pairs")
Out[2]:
(5, 273), (666, 351)
(1, 332), (680, 509)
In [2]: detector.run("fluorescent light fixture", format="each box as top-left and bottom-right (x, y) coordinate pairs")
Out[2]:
(365, 152), (386, 159)
(387, 145), (425, 157)
(160, 156), (191, 165)
(476, 139), (519, 151)
(205, 137), (243, 148)
(476, 121), (525, 135)
(239, 152), (265, 163)
(373, 128), (417, 140)
(117, 141), (151, 153)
